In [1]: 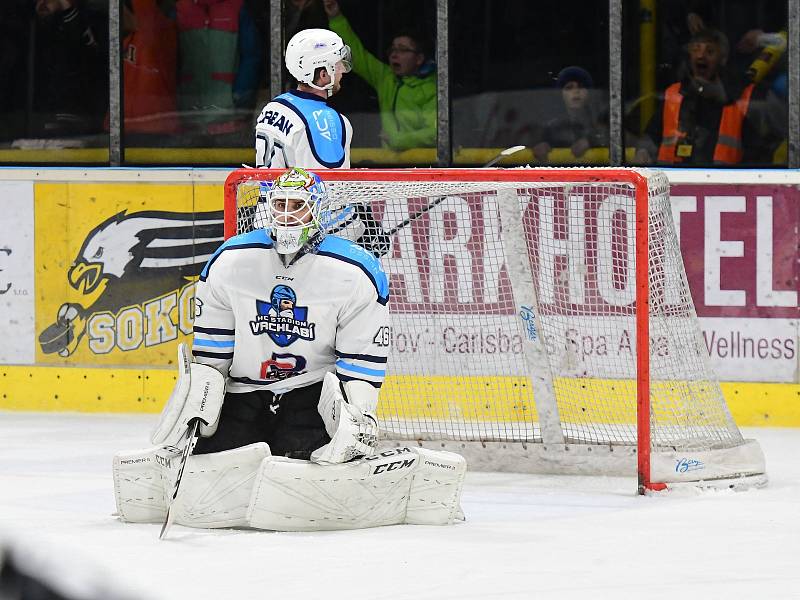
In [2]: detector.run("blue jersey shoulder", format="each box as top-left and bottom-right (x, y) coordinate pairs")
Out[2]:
(274, 91), (347, 168)
(200, 229), (272, 280)
(318, 236), (389, 304)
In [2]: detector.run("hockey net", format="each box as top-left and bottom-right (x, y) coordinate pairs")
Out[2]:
(223, 168), (765, 492)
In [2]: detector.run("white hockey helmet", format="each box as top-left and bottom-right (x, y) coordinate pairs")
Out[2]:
(285, 28), (352, 94)
(260, 168), (330, 255)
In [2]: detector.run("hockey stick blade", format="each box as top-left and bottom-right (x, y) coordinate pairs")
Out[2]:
(159, 418), (201, 540)
(483, 145), (526, 168)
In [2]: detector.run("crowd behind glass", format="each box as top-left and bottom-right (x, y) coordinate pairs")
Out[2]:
(0, 0), (790, 167)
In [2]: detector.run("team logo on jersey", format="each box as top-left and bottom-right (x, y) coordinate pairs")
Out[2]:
(37, 209), (223, 357)
(259, 352), (307, 381)
(250, 285), (316, 346)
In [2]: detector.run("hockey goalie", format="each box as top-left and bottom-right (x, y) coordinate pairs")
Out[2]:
(112, 168), (466, 534)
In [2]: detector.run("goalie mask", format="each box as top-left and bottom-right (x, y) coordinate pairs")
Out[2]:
(262, 168), (330, 255)
(285, 28), (352, 95)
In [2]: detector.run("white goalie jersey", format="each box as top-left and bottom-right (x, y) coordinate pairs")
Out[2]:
(192, 229), (389, 394)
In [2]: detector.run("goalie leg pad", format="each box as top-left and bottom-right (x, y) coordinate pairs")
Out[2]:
(247, 447), (466, 531)
(169, 442), (271, 529)
(113, 447), (172, 523)
(406, 447), (467, 525)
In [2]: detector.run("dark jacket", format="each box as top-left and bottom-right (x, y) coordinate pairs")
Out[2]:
(535, 100), (608, 150)
(34, 3), (107, 118)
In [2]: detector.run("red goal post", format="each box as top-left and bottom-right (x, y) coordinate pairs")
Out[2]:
(223, 167), (766, 493)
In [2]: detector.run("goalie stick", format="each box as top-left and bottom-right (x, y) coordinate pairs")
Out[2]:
(159, 418), (201, 540)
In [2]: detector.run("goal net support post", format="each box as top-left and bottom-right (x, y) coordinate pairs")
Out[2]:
(224, 167), (766, 494)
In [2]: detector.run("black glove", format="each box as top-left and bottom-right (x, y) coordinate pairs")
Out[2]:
(354, 203), (392, 258)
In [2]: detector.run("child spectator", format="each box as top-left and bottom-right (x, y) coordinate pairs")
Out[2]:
(532, 66), (608, 163)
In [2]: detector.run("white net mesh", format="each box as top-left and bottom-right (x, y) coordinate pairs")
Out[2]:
(226, 169), (745, 456)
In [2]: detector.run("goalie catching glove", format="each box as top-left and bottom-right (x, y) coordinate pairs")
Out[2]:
(311, 372), (379, 464)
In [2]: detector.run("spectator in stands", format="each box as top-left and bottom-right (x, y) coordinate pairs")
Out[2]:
(176, 0), (252, 138)
(120, 0), (178, 135)
(737, 25), (788, 164)
(0, 1), (29, 141)
(736, 26), (788, 110)
(532, 66), (608, 163)
(635, 29), (781, 166)
(31, 0), (108, 137)
(659, 1), (786, 88)
(232, 0), (272, 110)
(658, 3), (713, 85)
(323, 0), (436, 151)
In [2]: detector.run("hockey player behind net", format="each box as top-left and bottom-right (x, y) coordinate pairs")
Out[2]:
(112, 168), (466, 534)
(252, 27), (390, 257)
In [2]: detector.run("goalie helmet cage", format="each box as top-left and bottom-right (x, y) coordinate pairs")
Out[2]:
(223, 167), (766, 494)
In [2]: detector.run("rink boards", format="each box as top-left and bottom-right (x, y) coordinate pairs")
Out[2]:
(1, 366), (797, 428)
(0, 168), (797, 425)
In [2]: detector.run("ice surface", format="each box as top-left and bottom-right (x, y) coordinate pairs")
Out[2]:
(1, 412), (798, 600)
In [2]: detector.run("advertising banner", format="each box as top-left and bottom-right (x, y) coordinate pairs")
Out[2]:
(379, 183), (798, 382)
(0, 181), (36, 364)
(671, 184), (798, 382)
(34, 182), (224, 365)
(20, 174), (799, 383)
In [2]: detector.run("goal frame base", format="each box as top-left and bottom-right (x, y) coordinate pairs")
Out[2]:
(380, 437), (766, 493)
(642, 473), (769, 495)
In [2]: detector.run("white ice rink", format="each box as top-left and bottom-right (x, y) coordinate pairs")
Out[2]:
(1, 412), (798, 600)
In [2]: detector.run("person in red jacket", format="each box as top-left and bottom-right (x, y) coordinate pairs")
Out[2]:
(635, 29), (780, 166)
(121, 0), (178, 135)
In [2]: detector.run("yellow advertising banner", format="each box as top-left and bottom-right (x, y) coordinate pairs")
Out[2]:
(34, 182), (224, 365)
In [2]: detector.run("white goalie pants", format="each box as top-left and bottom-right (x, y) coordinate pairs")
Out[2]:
(113, 445), (466, 531)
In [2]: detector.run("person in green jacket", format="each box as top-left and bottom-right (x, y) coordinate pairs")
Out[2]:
(323, 0), (436, 151)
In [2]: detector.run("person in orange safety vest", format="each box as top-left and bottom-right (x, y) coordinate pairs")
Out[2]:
(635, 29), (782, 166)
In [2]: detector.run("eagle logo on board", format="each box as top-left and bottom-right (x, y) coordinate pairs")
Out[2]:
(38, 210), (223, 357)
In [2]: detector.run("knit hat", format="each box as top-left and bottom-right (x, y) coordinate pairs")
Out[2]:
(555, 66), (593, 89)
